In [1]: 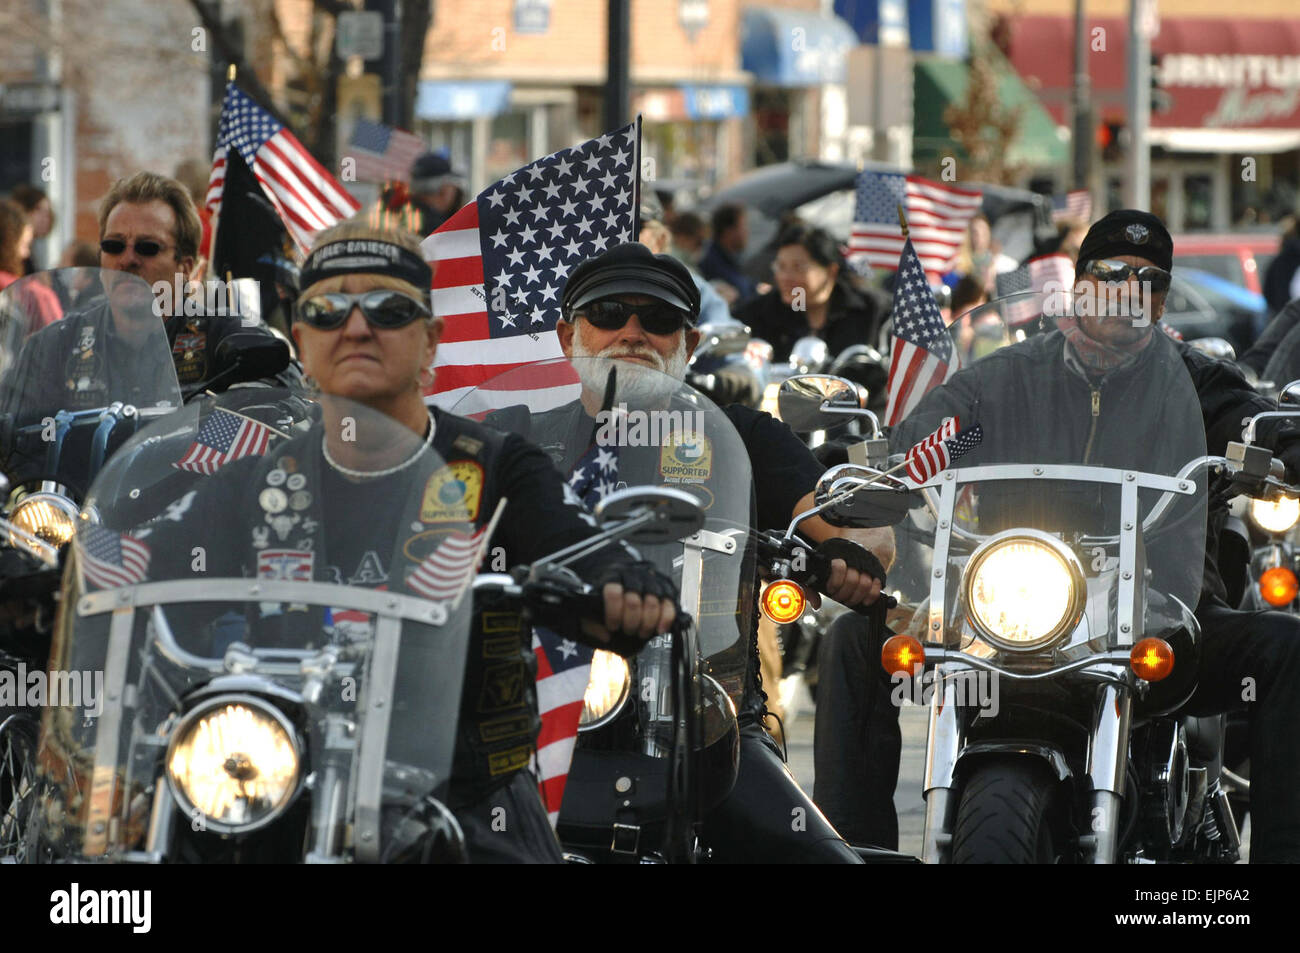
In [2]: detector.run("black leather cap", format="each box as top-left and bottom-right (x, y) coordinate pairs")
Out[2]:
(561, 241), (701, 323)
(1076, 209), (1173, 274)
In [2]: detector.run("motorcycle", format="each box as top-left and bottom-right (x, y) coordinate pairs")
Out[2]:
(451, 357), (747, 862)
(785, 291), (1292, 863)
(15, 382), (701, 863)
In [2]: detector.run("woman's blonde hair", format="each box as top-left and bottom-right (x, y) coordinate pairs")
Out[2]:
(299, 219), (432, 317)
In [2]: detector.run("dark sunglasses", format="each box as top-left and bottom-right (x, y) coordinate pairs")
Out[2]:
(99, 238), (171, 258)
(295, 290), (431, 330)
(1081, 258), (1172, 293)
(574, 300), (688, 335)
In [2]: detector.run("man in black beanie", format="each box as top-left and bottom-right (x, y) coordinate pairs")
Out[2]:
(814, 209), (1300, 862)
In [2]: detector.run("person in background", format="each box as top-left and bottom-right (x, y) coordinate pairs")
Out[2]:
(0, 199), (61, 329)
(733, 222), (892, 363)
(637, 191), (730, 327)
(669, 211), (707, 265)
(9, 184), (54, 274)
(948, 274), (987, 324)
(52, 240), (104, 313)
(699, 202), (758, 305)
(952, 213), (1017, 293)
(408, 152), (468, 235)
(1263, 216), (1300, 318)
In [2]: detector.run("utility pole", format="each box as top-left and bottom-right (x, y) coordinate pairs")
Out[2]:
(1124, 0), (1153, 209)
(604, 0), (630, 132)
(1070, 0), (1092, 191)
(379, 0), (401, 126)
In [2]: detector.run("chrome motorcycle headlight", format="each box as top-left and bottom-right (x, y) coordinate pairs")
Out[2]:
(1251, 496), (1300, 535)
(166, 695), (302, 834)
(10, 492), (79, 547)
(963, 530), (1086, 653)
(578, 650), (629, 731)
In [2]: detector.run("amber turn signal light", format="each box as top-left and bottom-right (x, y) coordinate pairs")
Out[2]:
(1259, 567), (1299, 608)
(1130, 637), (1175, 682)
(881, 634), (926, 677)
(761, 580), (806, 624)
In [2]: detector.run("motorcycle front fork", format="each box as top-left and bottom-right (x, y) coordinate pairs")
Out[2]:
(920, 672), (1132, 864)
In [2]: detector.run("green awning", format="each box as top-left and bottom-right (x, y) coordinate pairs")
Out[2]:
(912, 55), (1068, 169)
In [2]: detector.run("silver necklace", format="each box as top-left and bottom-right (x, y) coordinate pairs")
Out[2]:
(322, 410), (435, 480)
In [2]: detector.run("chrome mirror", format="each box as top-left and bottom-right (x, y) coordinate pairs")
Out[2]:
(777, 374), (863, 432)
(1188, 337), (1237, 362)
(787, 337), (830, 374)
(592, 486), (705, 545)
(812, 465), (915, 528)
(1281, 380), (1300, 406)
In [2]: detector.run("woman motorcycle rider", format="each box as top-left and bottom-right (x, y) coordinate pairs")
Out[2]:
(732, 222), (891, 365)
(138, 221), (680, 863)
(816, 210), (1300, 862)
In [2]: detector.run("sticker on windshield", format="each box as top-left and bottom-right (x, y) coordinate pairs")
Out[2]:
(659, 432), (712, 483)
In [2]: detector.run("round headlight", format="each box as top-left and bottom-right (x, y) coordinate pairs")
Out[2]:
(1251, 496), (1300, 535)
(963, 530), (1086, 652)
(10, 492), (79, 547)
(166, 695), (302, 834)
(578, 650), (630, 731)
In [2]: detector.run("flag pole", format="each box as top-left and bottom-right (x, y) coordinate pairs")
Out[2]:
(897, 204), (909, 239)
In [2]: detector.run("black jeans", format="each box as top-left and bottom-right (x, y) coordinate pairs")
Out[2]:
(455, 771), (566, 864)
(812, 612), (900, 851)
(810, 599), (1300, 862)
(1185, 597), (1300, 863)
(701, 720), (863, 863)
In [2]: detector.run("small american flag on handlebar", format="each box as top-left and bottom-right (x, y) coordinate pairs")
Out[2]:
(904, 418), (984, 485)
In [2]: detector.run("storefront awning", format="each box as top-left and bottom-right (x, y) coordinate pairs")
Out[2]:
(912, 56), (1069, 168)
(742, 7), (858, 86)
(415, 81), (513, 120)
(1004, 15), (1300, 149)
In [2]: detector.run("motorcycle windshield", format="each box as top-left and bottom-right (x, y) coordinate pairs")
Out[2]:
(36, 391), (473, 861)
(449, 357), (756, 706)
(0, 269), (181, 490)
(890, 290), (1207, 653)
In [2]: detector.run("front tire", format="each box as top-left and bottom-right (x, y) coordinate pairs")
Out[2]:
(951, 759), (1065, 864)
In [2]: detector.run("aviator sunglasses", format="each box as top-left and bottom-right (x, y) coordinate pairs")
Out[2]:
(1081, 258), (1172, 294)
(295, 290), (431, 330)
(574, 299), (689, 335)
(99, 238), (172, 258)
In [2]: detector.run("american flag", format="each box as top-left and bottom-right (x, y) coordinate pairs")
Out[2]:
(421, 120), (640, 413)
(903, 416), (959, 484)
(205, 82), (360, 256)
(849, 172), (983, 283)
(993, 253), (1075, 327)
(1052, 189), (1093, 224)
(406, 526), (490, 605)
(346, 118), (426, 184)
(903, 424), (984, 486)
(173, 408), (277, 475)
(532, 438), (618, 825)
(885, 239), (959, 427)
(75, 524), (150, 590)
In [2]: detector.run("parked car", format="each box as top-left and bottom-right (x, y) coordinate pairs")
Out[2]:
(1172, 233), (1280, 296)
(1163, 266), (1268, 352)
(697, 160), (1057, 286)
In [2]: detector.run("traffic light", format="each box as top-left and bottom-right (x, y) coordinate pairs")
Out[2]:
(1151, 52), (1172, 114)
(1098, 120), (1126, 162)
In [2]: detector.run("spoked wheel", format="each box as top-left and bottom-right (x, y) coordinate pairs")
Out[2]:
(951, 759), (1068, 864)
(0, 711), (40, 861)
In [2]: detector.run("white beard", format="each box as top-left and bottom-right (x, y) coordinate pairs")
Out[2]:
(569, 321), (688, 405)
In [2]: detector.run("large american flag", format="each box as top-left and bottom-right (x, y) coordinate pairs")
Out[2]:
(76, 524), (150, 590)
(849, 172), (983, 283)
(346, 118), (426, 184)
(533, 438), (619, 826)
(992, 253), (1075, 328)
(173, 408), (277, 475)
(421, 121), (640, 413)
(205, 82), (360, 255)
(885, 239), (959, 427)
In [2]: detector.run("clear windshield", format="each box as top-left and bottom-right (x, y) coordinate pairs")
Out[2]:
(890, 290), (1207, 652)
(0, 269), (181, 493)
(450, 357), (756, 707)
(35, 391), (472, 861)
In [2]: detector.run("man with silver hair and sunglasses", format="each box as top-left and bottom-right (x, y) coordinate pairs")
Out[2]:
(495, 241), (896, 861)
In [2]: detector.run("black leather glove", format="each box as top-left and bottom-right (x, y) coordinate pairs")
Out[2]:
(816, 537), (887, 588)
(1278, 440), (1300, 486)
(590, 560), (682, 657)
